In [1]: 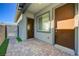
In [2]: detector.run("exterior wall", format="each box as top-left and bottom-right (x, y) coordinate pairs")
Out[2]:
(73, 4), (78, 55)
(7, 25), (17, 39)
(34, 3), (62, 45)
(34, 4), (79, 55)
(18, 14), (27, 41)
(17, 9), (34, 41)
(78, 4), (79, 55)
(0, 25), (5, 45)
(16, 3), (79, 55)
(71, 3), (79, 55)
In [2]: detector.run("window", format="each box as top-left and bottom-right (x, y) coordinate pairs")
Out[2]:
(37, 12), (50, 32)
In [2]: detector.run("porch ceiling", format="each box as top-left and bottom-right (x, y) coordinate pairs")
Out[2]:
(27, 3), (51, 14)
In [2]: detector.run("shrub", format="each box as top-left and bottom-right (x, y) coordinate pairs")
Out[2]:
(16, 36), (22, 42)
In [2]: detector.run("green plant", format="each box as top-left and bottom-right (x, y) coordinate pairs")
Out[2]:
(0, 38), (9, 56)
(16, 36), (22, 42)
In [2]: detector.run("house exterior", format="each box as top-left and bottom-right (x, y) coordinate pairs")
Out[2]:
(15, 3), (79, 55)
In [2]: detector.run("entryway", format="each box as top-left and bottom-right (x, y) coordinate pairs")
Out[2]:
(55, 4), (75, 49)
(27, 18), (34, 39)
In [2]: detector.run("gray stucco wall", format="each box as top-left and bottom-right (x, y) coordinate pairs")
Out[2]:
(78, 25), (79, 55)
(18, 14), (27, 41)
(78, 3), (79, 55)
(34, 4), (61, 45)
(34, 3), (79, 55)
(17, 3), (79, 55)
(17, 10), (34, 41)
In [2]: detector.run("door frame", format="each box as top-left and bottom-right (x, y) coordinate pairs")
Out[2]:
(53, 3), (78, 55)
(27, 17), (34, 39)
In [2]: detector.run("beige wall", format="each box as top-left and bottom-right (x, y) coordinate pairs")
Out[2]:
(0, 25), (5, 45)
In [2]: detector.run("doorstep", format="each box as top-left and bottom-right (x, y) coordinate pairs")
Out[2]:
(54, 44), (75, 56)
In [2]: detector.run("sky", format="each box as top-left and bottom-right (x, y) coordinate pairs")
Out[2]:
(0, 3), (16, 24)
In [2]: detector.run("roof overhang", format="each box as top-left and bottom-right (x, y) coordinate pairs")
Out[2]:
(15, 3), (31, 22)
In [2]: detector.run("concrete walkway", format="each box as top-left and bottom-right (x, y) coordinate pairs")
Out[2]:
(6, 38), (71, 56)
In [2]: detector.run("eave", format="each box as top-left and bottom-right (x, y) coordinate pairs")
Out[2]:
(15, 3), (31, 22)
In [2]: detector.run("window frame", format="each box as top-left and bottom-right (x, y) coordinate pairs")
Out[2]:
(36, 11), (51, 33)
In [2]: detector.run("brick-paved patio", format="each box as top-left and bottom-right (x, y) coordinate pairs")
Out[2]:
(6, 38), (72, 56)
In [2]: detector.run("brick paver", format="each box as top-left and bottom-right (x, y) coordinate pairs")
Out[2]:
(6, 38), (72, 56)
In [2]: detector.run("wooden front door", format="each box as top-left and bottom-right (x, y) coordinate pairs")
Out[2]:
(55, 4), (75, 49)
(27, 18), (34, 39)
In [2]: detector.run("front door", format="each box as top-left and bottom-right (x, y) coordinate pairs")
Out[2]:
(55, 4), (75, 49)
(27, 18), (34, 39)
